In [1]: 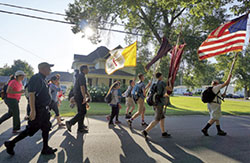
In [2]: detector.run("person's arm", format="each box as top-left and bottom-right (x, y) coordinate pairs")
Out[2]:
(6, 85), (24, 94)
(80, 85), (86, 104)
(221, 74), (232, 88)
(29, 92), (36, 121)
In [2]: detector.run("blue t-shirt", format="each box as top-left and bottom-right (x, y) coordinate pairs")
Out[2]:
(49, 83), (61, 102)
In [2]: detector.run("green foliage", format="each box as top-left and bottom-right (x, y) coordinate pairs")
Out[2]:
(230, 0), (250, 15)
(0, 60), (34, 78)
(216, 48), (250, 97)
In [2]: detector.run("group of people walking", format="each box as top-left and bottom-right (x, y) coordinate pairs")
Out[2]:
(0, 62), (232, 156)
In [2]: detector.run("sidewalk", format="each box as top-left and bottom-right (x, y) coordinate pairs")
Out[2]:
(0, 98), (250, 163)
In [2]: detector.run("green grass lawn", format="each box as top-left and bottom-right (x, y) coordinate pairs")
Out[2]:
(58, 96), (250, 117)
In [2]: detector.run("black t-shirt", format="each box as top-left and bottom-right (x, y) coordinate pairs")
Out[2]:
(74, 73), (87, 99)
(28, 73), (51, 107)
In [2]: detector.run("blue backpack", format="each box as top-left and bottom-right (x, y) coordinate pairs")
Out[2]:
(131, 82), (142, 102)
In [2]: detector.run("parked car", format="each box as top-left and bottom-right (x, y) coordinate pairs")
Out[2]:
(183, 92), (193, 96)
(226, 94), (233, 98)
(232, 94), (241, 98)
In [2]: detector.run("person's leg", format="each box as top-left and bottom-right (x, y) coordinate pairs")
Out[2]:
(11, 100), (21, 131)
(0, 98), (13, 125)
(115, 105), (120, 122)
(160, 119), (165, 133)
(77, 102), (86, 131)
(145, 120), (159, 133)
(131, 98), (143, 120)
(109, 106), (116, 124)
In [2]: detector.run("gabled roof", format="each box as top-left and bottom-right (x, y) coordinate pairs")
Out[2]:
(74, 46), (110, 64)
(46, 71), (73, 82)
(89, 69), (134, 77)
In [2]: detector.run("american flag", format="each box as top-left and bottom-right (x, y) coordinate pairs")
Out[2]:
(198, 14), (248, 60)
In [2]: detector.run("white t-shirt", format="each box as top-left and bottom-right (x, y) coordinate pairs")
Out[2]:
(212, 84), (223, 104)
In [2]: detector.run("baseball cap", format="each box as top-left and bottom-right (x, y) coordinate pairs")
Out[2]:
(38, 62), (54, 69)
(15, 70), (26, 76)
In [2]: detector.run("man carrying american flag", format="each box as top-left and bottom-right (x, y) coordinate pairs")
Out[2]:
(199, 13), (249, 136)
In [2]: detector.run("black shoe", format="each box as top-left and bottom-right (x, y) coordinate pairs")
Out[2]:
(4, 141), (15, 155)
(141, 122), (148, 127)
(77, 128), (89, 133)
(162, 132), (171, 138)
(125, 114), (130, 119)
(141, 130), (148, 139)
(201, 129), (209, 136)
(66, 121), (72, 132)
(41, 147), (57, 155)
(60, 118), (64, 121)
(217, 130), (227, 136)
(109, 122), (115, 126)
(127, 120), (132, 127)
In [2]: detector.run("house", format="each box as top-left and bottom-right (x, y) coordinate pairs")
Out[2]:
(72, 46), (136, 87)
(0, 76), (9, 88)
(46, 71), (74, 93)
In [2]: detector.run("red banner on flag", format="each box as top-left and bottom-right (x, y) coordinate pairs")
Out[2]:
(167, 44), (186, 95)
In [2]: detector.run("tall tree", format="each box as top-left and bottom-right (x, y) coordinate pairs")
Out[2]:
(0, 60), (34, 79)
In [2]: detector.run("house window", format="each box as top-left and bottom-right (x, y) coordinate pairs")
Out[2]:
(96, 78), (98, 86)
(123, 79), (126, 85)
(109, 78), (112, 87)
(88, 78), (92, 87)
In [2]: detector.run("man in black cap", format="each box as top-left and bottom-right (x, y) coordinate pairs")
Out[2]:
(66, 65), (89, 133)
(4, 62), (57, 155)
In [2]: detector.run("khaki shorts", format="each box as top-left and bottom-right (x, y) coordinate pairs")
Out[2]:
(137, 97), (146, 114)
(126, 97), (135, 108)
(207, 103), (222, 120)
(154, 105), (165, 121)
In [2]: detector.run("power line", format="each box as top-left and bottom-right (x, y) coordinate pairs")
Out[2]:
(0, 9), (73, 24)
(0, 2), (65, 16)
(0, 35), (48, 61)
(0, 9), (154, 38)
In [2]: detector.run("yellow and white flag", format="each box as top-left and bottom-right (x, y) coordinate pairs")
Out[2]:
(105, 41), (137, 75)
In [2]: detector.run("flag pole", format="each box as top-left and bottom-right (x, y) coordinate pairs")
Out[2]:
(222, 52), (238, 96)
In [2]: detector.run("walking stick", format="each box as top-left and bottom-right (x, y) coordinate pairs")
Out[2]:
(222, 52), (239, 96)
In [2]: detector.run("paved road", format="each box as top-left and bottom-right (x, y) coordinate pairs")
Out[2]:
(0, 98), (250, 163)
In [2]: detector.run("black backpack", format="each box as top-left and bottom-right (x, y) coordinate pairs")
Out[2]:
(201, 87), (220, 103)
(104, 90), (113, 104)
(146, 82), (158, 106)
(0, 84), (8, 100)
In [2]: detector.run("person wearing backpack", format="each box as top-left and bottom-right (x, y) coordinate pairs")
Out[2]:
(142, 72), (171, 139)
(106, 82), (122, 126)
(201, 74), (232, 136)
(0, 71), (25, 134)
(127, 73), (152, 127)
(48, 76), (65, 127)
(123, 80), (135, 119)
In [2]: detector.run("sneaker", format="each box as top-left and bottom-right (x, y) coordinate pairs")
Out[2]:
(58, 123), (66, 128)
(24, 116), (29, 120)
(115, 121), (121, 124)
(201, 129), (209, 136)
(4, 141), (15, 155)
(109, 122), (115, 126)
(12, 130), (21, 134)
(77, 128), (89, 133)
(125, 114), (130, 119)
(141, 122), (148, 127)
(41, 147), (57, 155)
(141, 130), (148, 139)
(217, 130), (227, 136)
(127, 120), (132, 127)
(83, 125), (89, 130)
(162, 132), (171, 138)
(60, 118), (64, 121)
(66, 121), (72, 132)
(106, 115), (110, 121)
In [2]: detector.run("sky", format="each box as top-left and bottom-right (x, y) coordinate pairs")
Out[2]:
(0, 0), (129, 73)
(0, 0), (247, 74)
